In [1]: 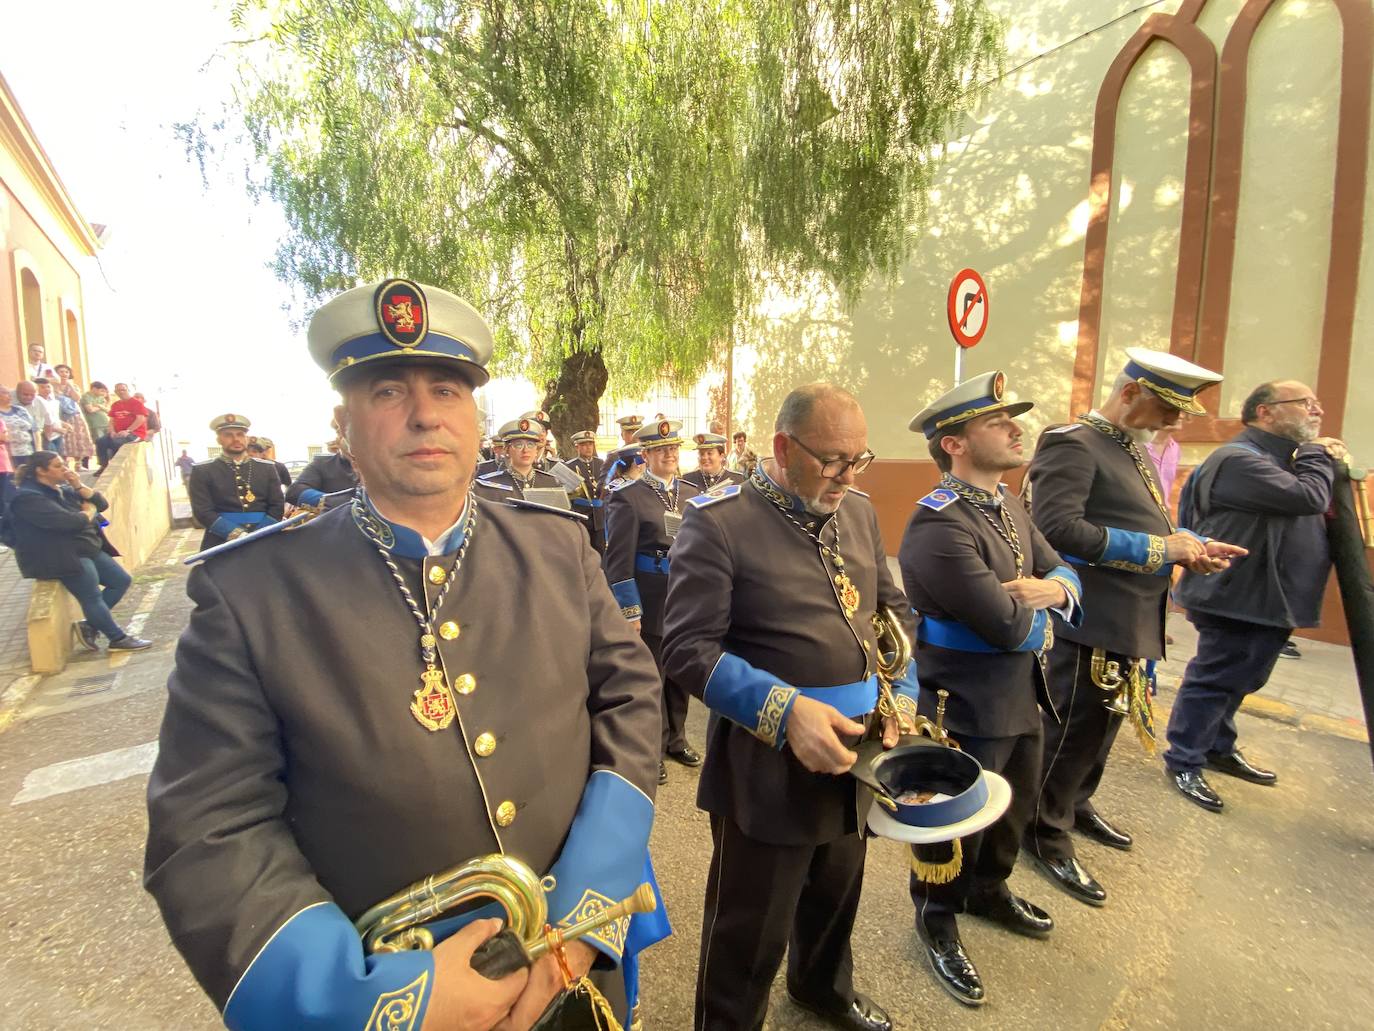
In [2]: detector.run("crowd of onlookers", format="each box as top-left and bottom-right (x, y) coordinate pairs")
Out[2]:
(0, 344), (159, 521)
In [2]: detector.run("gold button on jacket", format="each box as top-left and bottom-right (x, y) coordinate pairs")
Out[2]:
(454, 673), (476, 695)
(474, 732), (496, 757)
(428, 565), (447, 584)
(439, 621), (461, 640)
(495, 800), (517, 827)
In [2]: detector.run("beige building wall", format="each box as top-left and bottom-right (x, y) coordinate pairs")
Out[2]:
(731, 0), (1373, 464)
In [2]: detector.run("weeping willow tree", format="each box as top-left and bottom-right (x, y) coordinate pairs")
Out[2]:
(207, 0), (1001, 445)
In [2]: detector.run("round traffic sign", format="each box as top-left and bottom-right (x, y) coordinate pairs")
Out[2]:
(947, 269), (988, 349)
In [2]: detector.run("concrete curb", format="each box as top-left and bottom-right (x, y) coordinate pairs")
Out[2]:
(1156, 673), (1368, 744)
(0, 674), (43, 735)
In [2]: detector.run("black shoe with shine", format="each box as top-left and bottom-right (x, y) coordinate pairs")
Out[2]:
(787, 991), (893, 1031)
(1074, 810), (1133, 851)
(666, 744), (703, 767)
(1206, 750), (1277, 785)
(966, 891), (1054, 938)
(657, 761), (668, 785)
(1279, 640), (1301, 659)
(108, 635), (152, 651)
(73, 620), (100, 652)
(1030, 854), (1107, 907)
(914, 920), (985, 1007)
(1172, 769), (1224, 812)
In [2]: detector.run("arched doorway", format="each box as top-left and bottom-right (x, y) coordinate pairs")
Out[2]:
(65, 308), (84, 379)
(20, 267), (45, 357)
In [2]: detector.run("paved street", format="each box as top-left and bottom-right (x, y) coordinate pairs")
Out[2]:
(0, 537), (1371, 1030)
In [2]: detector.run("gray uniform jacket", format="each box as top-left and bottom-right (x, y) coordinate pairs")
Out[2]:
(473, 467), (561, 500)
(187, 457), (286, 550)
(603, 476), (701, 634)
(284, 453), (358, 507)
(661, 477), (917, 845)
(680, 468), (745, 492)
(1028, 422), (1173, 659)
(144, 496), (663, 1022)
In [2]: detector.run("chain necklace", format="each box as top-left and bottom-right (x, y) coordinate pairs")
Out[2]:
(1078, 413), (1173, 528)
(352, 492), (476, 732)
(749, 470), (860, 618)
(643, 472), (681, 513)
(224, 456), (256, 506)
(940, 474), (1024, 574)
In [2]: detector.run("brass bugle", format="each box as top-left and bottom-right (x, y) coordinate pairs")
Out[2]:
(527, 882), (657, 963)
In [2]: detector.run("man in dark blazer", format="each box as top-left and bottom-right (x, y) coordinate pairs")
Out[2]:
(681, 432), (745, 492)
(8, 452), (151, 651)
(662, 384), (916, 1031)
(1024, 349), (1244, 907)
(1165, 379), (1342, 810)
(187, 413), (285, 550)
(604, 418), (702, 784)
(145, 279), (668, 1030)
(901, 372), (1081, 1007)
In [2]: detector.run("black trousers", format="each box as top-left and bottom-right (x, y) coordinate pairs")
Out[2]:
(1025, 640), (1125, 863)
(911, 726), (1042, 935)
(695, 815), (864, 1031)
(1163, 612), (1291, 773)
(642, 631), (692, 755)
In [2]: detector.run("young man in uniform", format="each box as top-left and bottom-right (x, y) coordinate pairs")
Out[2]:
(902, 372), (1081, 1006)
(682, 432), (745, 492)
(567, 429), (608, 553)
(187, 413), (285, 550)
(604, 419), (702, 785)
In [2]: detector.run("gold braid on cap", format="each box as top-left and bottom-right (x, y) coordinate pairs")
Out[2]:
(1135, 377), (1203, 412)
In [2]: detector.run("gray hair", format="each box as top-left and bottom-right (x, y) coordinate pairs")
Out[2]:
(774, 383), (861, 435)
(1241, 382), (1281, 425)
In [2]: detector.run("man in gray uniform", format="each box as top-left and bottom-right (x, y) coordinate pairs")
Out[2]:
(605, 419), (702, 785)
(1024, 349), (1244, 906)
(187, 413), (285, 550)
(145, 279), (667, 1030)
(663, 384), (916, 1031)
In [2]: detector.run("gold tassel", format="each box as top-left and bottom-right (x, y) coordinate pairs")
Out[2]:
(569, 977), (623, 1031)
(909, 839), (963, 884)
(1129, 666), (1157, 754)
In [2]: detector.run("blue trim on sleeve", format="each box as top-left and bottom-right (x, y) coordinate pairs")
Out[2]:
(1101, 527), (1151, 565)
(1015, 609), (1049, 652)
(703, 653), (800, 747)
(546, 771), (661, 966)
(610, 578), (643, 618)
(223, 902), (432, 1031)
(890, 658), (920, 706)
(297, 488), (325, 507)
(1044, 564), (1084, 626)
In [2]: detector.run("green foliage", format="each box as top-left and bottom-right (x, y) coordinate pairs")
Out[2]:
(212, 0), (1002, 400)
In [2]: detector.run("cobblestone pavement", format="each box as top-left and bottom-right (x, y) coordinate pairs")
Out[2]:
(0, 542), (1370, 1029)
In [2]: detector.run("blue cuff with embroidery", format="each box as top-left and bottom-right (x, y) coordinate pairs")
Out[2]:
(545, 770), (667, 966)
(609, 578), (643, 620)
(891, 657), (920, 706)
(223, 902), (431, 1031)
(209, 512), (276, 539)
(296, 488), (325, 507)
(1044, 563), (1084, 625)
(702, 652), (800, 748)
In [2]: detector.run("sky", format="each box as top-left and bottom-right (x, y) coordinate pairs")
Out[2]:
(0, 1), (546, 459)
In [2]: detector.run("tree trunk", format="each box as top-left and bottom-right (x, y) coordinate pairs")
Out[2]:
(541, 349), (609, 457)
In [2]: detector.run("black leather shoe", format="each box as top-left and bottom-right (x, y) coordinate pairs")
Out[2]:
(1207, 750), (1277, 785)
(72, 620), (100, 652)
(1075, 810), (1133, 851)
(666, 744), (703, 767)
(658, 761), (668, 785)
(1172, 769), (1223, 812)
(108, 635), (152, 651)
(966, 891), (1054, 938)
(787, 991), (893, 1031)
(914, 922), (984, 1007)
(1030, 855), (1107, 907)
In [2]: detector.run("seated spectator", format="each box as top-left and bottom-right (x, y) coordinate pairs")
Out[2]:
(99, 383), (149, 470)
(53, 365), (97, 470)
(7, 452), (151, 651)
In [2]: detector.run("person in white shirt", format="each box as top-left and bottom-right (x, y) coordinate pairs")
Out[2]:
(28, 344), (57, 382)
(16, 381), (49, 454)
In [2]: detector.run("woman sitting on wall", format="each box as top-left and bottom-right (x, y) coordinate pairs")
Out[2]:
(7, 452), (151, 652)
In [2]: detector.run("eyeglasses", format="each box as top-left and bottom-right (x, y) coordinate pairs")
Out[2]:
(786, 434), (876, 478)
(1269, 397), (1322, 413)
(507, 440), (540, 451)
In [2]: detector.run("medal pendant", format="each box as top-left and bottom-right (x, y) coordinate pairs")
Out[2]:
(244, 490), (256, 504)
(835, 571), (860, 619)
(411, 666), (456, 731)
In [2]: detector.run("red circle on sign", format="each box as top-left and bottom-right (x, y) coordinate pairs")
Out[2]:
(947, 269), (989, 349)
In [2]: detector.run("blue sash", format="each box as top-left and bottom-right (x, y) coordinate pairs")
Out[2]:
(796, 675), (880, 719)
(572, 497), (604, 508)
(917, 616), (1000, 654)
(635, 553), (670, 575)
